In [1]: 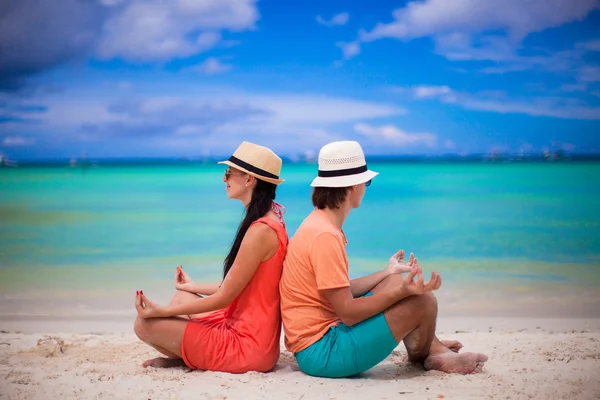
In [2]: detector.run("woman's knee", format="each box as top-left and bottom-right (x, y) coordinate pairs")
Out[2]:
(134, 316), (150, 340)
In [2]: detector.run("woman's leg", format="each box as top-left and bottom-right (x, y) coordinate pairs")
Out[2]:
(134, 316), (189, 368)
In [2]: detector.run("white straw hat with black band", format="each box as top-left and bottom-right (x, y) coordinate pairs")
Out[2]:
(218, 141), (285, 185)
(310, 141), (378, 188)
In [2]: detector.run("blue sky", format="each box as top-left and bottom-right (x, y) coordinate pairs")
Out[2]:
(1, 0), (599, 160)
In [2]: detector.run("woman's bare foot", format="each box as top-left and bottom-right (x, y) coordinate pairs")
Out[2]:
(424, 351), (488, 374)
(441, 339), (463, 353)
(142, 357), (186, 368)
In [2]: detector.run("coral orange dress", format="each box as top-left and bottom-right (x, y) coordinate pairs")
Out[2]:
(181, 204), (288, 373)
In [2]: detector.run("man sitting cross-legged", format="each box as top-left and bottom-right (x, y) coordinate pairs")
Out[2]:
(279, 140), (488, 378)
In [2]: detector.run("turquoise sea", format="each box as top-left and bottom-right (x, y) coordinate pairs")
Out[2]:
(1, 162), (599, 321)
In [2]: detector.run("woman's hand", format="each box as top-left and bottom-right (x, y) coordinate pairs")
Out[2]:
(175, 265), (194, 291)
(385, 249), (416, 275)
(135, 290), (167, 319)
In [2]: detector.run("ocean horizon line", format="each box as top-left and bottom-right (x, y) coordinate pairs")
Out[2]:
(3, 152), (600, 167)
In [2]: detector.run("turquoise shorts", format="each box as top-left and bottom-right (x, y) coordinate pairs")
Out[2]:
(295, 292), (398, 378)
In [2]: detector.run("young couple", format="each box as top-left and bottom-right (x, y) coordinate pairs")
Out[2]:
(133, 140), (488, 377)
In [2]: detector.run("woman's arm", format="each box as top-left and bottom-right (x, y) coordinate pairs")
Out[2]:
(177, 282), (221, 296)
(139, 223), (279, 318)
(174, 265), (220, 295)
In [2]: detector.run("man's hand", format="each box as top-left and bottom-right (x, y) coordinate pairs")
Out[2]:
(175, 265), (194, 291)
(398, 257), (442, 296)
(135, 290), (167, 318)
(386, 249), (416, 275)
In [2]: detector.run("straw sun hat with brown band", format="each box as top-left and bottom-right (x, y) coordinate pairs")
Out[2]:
(218, 141), (285, 186)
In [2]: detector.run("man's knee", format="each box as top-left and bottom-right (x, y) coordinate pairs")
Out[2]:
(416, 292), (438, 315)
(422, 291), (437, 305)
(387, 291), (438, 318)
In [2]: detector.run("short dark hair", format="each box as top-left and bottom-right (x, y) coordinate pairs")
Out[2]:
(312, 187), (350, 209)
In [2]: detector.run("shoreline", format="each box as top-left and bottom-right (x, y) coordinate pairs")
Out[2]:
(2, 324), (599, 399)
(2, 316), (599, 335)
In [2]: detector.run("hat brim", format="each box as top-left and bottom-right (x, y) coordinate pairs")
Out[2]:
(218, 160), (284, 185)
(310, 170), (378, 188)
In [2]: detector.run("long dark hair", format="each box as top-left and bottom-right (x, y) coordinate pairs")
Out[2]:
(223, 178), (277, 278)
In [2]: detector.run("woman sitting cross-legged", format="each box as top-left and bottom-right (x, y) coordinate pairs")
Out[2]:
(133, 141), (288, 374)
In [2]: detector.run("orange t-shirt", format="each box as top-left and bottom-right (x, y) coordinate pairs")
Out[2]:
(279, 209), (350, 353)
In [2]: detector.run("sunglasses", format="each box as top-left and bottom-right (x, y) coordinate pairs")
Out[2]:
(365, 179), (372, 187)
(224, 169), (246, 180)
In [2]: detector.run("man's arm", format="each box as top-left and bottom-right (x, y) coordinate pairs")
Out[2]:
(323, 266), (441, 326)
(349, 250), (414, 297)
(349, 270), (390, 297)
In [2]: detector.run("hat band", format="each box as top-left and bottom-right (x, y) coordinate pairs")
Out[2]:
(318, 164), (367, 178)
(228, 156), (279, 179)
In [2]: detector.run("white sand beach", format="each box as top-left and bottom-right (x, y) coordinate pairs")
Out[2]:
(1, 318), (599, 400)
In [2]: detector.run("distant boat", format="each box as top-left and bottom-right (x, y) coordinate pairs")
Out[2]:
(542, 148), (570, 161)
(69, 153), (92, 172)
(0, 155), (17, 167)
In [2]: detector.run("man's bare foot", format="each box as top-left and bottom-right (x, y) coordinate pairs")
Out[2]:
(403, 339), (464, 362)
(441, 340), (463, 353)
(424, 351), (488, 374)
(142, 357), (186, 368)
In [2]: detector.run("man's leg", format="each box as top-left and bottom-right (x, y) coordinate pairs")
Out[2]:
(371, 275), (487, 374)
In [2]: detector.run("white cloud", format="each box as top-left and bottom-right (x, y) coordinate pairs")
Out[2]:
(197, 32), (222, 51)
(116, 81), (132, 90)
(413, 85), (452, 98)
(192, 58), (233, 75)
(97, 0), (259, 61)
(250, 94), (404, 125)
(578, 66), (600, 82)
(433, 34), (519, 63)
(460, 97), (600, 120)
(336, 41), (361, 59)
(479, 64), (531, 74)
(19, 83), (406, 155)
(344, 0), (599, 71)
(102, 80), (133, 91)
(433, 36), (590, 76)
(560, 83), (588, 92)
(354, 123), (437, 148)
(2, 136), (36, 146)
(405, 85), (600, 120)
(361, 0), (598, 43)
(316, 13), (349, 27)
(444, 139), (456, 149)
(576, 39), (600, 51)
